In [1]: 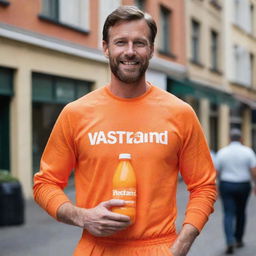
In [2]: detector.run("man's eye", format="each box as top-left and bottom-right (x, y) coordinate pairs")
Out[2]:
(116, 41), (125, 45)
(135, 41), (146, 46)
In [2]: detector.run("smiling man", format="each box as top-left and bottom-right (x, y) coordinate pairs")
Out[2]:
(34, 6), (216, 256)
(103, 18), (153, 86)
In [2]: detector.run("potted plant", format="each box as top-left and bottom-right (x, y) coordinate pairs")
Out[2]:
(0, 170), (24, 226)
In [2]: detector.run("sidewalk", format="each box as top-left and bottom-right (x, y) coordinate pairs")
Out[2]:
(0, 182), (255, 256)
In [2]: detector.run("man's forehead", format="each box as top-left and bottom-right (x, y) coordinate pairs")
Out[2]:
(108, 20), (150, 40)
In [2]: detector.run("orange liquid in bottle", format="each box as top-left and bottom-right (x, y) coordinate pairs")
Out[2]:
(112, 153), (136, 224)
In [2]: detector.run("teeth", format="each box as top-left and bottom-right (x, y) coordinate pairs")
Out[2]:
(121, 61), (138, 65)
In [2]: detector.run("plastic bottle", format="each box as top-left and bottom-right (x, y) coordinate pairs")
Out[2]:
(112, 153), (136, 224)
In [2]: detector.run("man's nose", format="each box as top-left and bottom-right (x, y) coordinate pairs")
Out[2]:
(124, 42), (136, 57)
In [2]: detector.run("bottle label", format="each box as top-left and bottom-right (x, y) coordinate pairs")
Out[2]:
(112, 188), (136, 206)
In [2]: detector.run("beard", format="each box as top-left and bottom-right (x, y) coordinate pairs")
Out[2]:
(108, 55), (149, 84)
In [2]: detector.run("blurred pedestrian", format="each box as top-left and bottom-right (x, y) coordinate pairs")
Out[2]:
(215, 128), (256, 254)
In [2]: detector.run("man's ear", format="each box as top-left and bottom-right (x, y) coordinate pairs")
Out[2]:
(102, 41), (109, 58)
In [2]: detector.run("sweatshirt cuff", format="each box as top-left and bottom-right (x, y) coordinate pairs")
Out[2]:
(183, 211), (209, 232)
(46, 192), (71, 219)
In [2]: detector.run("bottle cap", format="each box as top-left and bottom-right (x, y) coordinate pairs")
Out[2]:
(119, 153), (131, 159)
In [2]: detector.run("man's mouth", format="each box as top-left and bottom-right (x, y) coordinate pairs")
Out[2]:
(120, 61), (139, 65)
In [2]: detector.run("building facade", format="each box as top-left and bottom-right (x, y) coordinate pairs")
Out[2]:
(223, 0), (256, 149)
(0, 0), (186, 197)
(169, 0), (235, 151)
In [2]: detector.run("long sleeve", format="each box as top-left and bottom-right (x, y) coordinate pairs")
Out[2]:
(178, 107), (217, 232)
(33, 105), (77, 219)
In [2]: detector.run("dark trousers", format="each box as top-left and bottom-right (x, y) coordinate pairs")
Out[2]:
(219, 181), (251, 246)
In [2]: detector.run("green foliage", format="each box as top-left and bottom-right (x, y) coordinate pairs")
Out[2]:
(0, 170), (18, 183)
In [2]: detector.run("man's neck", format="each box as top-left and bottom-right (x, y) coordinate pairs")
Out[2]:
(108, 75), (149, 98)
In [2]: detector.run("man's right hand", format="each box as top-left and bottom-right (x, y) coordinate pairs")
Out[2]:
(57, 199), (131, 237)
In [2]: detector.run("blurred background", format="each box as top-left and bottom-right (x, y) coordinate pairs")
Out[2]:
(0, 0), (256, 255)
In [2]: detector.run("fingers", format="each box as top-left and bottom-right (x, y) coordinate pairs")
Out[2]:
(107, 211), (130, 222)
(100, 199), (130, 222)
(82, 200), (132, 237)
(85, 217), (131, 237)
(100, 199), (125, 209)
(101, 219), (130, 229)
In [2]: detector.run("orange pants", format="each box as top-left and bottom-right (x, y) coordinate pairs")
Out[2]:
(73, 232), (176, 256)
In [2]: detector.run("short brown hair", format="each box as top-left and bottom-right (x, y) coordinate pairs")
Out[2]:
(102, 6), (157, 45)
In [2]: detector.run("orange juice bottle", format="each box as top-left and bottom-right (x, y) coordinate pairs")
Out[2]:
(112, 153), (136, 224)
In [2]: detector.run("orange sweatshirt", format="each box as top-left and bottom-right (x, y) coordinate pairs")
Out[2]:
(34, 84), (216, 255)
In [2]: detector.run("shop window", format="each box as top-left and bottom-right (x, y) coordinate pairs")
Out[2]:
(32, 103), (64, 172)
(230, 103), (242, 129)
(55, 78), (75, 103)
(32, 73), (92, 103)
(0, 97), (10, 171)
(0, 67), (13, 96)
(0, 68), (13, 172)
(210, 103), (218, 152)
(252, 110), (256, 152)
(32, 73), (92, 172)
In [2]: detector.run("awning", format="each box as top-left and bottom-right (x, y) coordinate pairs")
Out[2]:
(233, 94), (256, 110)
(168, 78), (236, 106)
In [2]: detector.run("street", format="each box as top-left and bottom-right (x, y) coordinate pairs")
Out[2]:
(0, 181), (255, 256)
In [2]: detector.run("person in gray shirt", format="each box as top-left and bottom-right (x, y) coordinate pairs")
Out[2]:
(215, 128), (256, 254)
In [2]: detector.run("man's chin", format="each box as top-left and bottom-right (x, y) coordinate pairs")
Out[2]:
(117, 72), (141, 84)
(119, 77), (140, 84)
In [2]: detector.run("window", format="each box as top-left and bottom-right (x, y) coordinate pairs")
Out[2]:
(0, 97), (10, 171)
(210, 103), (218, 152)
(234, 0), (241, 25)
(99, 0), (121, 46)
(210, 0), (221, 10)
(40, 0), (89, 32)
(210, 30), (218, 71)
(32, 73), (92, 172)
(230, 103), (242, 130)
(250, 53), (255, 87)
(32, 73), (92, 103)
(0, 0), (10, 7)
(234, 45), (240, 81)
(233, 45), (251, 87)
(0, 67), (13, 96)
(250, 3), (254, 35)
(0, 67), (13, 171)
(159, 6), (172, 55)
(41, 0), (58, 20)
(233, 0), (251, 33)
(191, 19), (201, 64)
(134, 0), (145, 11)
(252, 110), (256, 152)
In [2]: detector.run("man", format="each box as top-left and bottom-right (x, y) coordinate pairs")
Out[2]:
(34, 6), (216, 256)
(215, 128), (256, 254)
